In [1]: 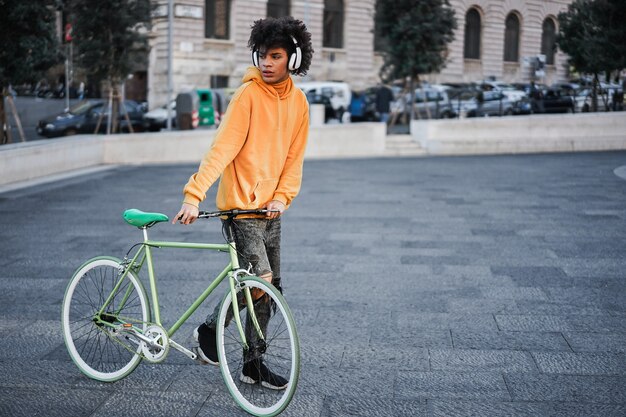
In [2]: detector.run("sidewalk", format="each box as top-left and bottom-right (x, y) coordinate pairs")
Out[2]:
(1, 152), (625, 416)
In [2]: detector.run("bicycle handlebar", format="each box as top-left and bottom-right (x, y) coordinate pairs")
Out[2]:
(198, 209), (280, 219)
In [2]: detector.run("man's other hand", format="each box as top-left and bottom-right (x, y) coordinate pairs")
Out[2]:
(173, 203), (199, 225)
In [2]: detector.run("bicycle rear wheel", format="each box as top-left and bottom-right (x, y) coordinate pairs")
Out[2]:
(216, 276), (300, 417)
(61, 256), (150, 382)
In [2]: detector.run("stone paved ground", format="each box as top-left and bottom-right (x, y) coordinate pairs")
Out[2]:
(1, 152), (625, 416)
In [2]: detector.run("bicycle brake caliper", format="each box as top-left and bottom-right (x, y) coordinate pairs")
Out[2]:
(119, 257), (131, 274)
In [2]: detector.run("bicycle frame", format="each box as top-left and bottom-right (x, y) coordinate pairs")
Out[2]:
(97, 225), (263, 352)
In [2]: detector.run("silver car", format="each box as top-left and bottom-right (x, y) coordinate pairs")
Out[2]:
(453, 90), (515, 117)
(396, 86), (457, 120)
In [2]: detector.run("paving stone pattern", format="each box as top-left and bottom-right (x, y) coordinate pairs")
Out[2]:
(1, 151), (626, 416)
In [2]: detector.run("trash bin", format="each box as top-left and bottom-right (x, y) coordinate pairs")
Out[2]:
(197, 89), (215, 126)
(176, 92), (199, 130)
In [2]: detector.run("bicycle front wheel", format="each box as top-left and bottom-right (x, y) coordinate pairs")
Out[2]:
(216, 276), (300, 417)
(61, 257), (150, 382)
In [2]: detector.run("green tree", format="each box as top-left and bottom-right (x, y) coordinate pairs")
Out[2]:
(0, 0), (61, 144)
(68, 0), (151, 133)
(375, 0), (456, 120)
(557, 0), (626, 111)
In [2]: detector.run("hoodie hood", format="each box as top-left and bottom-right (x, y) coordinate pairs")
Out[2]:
(242, 67), (294, 100)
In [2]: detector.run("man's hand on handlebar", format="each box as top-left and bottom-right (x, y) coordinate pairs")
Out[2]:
(265, 200), (285, 219)
(174, 202), (283, 224)
(173, 203), (199, 225)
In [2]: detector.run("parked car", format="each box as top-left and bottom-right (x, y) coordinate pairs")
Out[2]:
(405, 85), (457, 119)
(37, 100), (146, 138)
(305, 92), (335, 122)
(533, 88), (575, 113)
(479, 80), (527, 103)
(297, 81), (352, 121)
(511, 82), (548, 96)
(551, 82), (580, 97)
(143, 101), (177, 131)
(575, 86), (624, 112)
(452, 90), (514, 117)
(511, 97), (533, 115)
(441, 82), (478, 91)
(581, 90), (610, 112)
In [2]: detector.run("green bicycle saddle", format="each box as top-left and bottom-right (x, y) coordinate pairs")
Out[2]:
(123, 209), (169, 228)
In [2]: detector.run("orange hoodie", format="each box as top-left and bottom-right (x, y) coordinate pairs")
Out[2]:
(183, 67), (309, 211)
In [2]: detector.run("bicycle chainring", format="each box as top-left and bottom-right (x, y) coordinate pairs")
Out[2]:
(140, 324), (169, 363)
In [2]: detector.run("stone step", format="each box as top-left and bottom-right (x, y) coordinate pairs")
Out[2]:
(384, 134), (426, 156)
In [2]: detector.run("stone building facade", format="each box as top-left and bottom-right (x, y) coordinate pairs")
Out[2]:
(434, 0), (572, 85)
(147, 0), (573, 107)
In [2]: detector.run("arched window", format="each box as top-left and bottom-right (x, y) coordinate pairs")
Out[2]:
(267, 0), (289, 18)
(205, 0), (231, 39)
(541, 18), (557, 65)
(464, 8), (481, 59)
(323, 0), (344, 48)
(503, 13), (520, 62)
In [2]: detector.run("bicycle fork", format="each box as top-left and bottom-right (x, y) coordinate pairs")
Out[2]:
(229, 272), (266, 353)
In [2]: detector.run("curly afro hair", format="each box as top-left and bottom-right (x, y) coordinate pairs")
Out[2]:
(248, 16), (314, 76)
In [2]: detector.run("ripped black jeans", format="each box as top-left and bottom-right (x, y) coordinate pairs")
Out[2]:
(205, 217), (281, 359)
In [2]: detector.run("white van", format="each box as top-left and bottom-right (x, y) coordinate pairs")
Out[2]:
(296, 81), (352, 119)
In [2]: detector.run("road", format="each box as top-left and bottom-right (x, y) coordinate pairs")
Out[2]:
(1, 152), (625, 416)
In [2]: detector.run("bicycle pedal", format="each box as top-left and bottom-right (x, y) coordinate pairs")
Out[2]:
(191, 347), (209, 364)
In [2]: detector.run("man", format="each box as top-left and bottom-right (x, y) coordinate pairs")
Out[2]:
(529, 81), (544, 113)
(375, 83), (394, 124)
(173, 16), (313, 390)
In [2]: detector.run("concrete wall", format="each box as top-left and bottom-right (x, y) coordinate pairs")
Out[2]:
(0, 137), (105, 185)
(0, 122), (385, 187)
(305, 123), (386, 159)
(411, 112), (626, 155)
(103, 130), (215, 165)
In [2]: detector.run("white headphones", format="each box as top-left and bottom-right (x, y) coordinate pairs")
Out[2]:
(252, 35), (302, 71)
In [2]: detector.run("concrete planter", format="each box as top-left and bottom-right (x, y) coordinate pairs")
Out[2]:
(411, 112), (626, 155)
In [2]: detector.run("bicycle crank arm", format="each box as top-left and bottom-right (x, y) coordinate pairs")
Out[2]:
(124, 334), (141, 346)
(169, 340), (198, 361)
(121, 328), (163, 350)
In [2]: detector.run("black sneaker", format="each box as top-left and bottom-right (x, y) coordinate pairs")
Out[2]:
(193, 323), (219, 365)
(240, 358), (288, 390)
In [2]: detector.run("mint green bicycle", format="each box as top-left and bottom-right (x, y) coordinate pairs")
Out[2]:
(61, 208), (300, 417)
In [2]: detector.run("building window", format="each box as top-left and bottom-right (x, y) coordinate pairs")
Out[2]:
(541, 18), (557, 65)
(464, 8), (481, 59)
(267, 0), (289, 18)
(503, 13), (520, 62)
(205, 0), (230, 39)
(323, 0), (344, 48)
